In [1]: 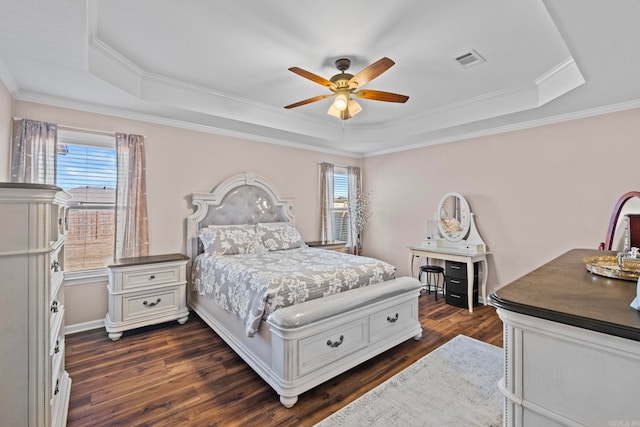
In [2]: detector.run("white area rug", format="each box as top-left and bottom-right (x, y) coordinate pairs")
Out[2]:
(315, 335), (503, 427)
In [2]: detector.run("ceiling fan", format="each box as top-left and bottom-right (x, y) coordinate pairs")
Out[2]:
(284, 57), (409, 120)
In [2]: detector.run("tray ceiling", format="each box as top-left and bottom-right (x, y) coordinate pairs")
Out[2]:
(1, 0), (639, 156)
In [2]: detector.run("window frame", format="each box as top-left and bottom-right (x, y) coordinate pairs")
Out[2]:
(56, 129), (117, 275)
(331, 166), (350, 243)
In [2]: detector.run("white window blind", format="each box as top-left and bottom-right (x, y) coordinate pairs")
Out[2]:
(332, 167), (349, 242)
(56, 130), (117, 271)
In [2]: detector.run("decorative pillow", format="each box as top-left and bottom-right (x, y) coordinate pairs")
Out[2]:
(198, 224), (265, 255)
(257, 222), (306, 251)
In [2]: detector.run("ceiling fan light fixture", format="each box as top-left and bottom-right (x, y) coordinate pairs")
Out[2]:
(286, 56), (408, 121)
(348, 99), (362, 116)
(333, 92), (349, 111)
(327, 103), (341, 118)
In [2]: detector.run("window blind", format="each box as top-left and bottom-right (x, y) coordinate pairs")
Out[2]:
(56, 130), (117, 271)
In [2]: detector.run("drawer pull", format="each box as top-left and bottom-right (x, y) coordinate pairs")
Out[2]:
(54, 379), (60, 395)
(450, 279), (461, 284)
(387, 313), (399, 323)
(149, 275), (156, 280)
(54, 340), (60, 354)
(51, 300), (59, 313)
(450, 294), (461, 299)
(143, 298), (161, 307)
(326, 335), (344, 348)
(450, 265), (461, 270)
(51, 260), (60, 272)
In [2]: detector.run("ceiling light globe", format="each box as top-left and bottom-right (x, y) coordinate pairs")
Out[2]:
(334, 93), (348, 111)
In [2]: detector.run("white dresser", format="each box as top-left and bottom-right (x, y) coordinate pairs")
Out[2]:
(490, 249), (640, 426)
(105, 253), (189, 340)
(0, 183), (72, 427)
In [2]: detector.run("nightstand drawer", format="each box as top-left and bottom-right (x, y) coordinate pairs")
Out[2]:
(115, 263), (185, 292)
(121, 285), (183, 321)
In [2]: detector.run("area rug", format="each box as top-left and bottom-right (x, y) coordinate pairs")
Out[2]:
(315, 335), (503, 427)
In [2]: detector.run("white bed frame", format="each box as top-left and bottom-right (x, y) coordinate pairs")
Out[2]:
(186, 172), (422, 407)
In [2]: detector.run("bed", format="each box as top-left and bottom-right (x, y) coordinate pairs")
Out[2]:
(186, 172), (422, 407)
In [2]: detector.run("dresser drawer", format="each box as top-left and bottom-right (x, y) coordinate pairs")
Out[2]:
(446, 276), (469, 293)
(298, 318), (368, 376)
(50, 283), (64, 339)
(50, 245), (64, 297)
(370, 300), (417, 342)
(446, 289), (478, 309)
(51, 333), (65, 395)
(120, 285), (184, 322)
(113, 263), (185, 292)
(445, 260), (478, 280)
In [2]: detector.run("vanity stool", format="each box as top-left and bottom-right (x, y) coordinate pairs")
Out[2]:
(418, 265), (445, 300)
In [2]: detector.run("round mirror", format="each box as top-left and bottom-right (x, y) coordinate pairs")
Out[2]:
(437, 192), (471, 242)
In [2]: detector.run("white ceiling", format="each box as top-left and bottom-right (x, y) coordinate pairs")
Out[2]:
(1, 0), (639, 156)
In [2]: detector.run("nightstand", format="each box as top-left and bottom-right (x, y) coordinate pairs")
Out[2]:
(105, 253), (189, 340)
(306, 240), (347, 252)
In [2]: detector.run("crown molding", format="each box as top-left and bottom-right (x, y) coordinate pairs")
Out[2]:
(14, 91), (362, 158)
(365, 99), (640, 157)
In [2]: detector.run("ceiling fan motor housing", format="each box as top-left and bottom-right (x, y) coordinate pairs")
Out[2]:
(335, 58), (351, 71)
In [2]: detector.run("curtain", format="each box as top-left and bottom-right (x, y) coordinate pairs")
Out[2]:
(319, 162), (334, 242)
(10, 119), (57, 184)
(347, 166), (361, 254)
(115, 133), (149, 259)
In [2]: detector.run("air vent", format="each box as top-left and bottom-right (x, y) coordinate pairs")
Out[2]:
(455, 49), (486, 68)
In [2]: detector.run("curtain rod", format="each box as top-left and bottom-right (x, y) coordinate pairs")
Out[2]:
(318, 162), (359, 168)
(13, 117), (145, 138)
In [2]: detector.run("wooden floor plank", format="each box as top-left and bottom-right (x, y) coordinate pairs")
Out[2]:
(66, 294), (503, 426)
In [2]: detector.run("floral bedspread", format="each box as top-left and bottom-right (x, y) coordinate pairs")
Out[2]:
(192, 247), (396, 336)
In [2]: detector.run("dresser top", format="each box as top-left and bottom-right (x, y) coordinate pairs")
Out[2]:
(108, 253), (189, 268)
(490, 248), (640, 341)
(0, 182), (61, 190)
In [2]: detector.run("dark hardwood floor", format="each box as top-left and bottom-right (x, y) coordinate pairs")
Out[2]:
(65, 294), (503, 427)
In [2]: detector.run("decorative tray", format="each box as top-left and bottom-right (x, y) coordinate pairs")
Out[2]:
(584, 255), (640, 281)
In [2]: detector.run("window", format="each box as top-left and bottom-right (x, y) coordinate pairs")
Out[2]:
(332, 166), (350, 242)
(56, 130), (117, 271)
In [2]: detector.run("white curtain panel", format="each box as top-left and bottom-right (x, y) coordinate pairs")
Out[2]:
(115, 133), (149, 259)
(347, 166), (361, 254)
(10, 119), (57, 184)
(319, 162), (334, 242)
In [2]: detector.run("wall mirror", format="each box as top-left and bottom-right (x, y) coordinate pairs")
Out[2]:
(438, 192), (471, 242)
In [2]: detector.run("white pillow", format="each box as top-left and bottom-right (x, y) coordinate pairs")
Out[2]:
(199, 224), (265, 255)
(257, 222), (306, 251)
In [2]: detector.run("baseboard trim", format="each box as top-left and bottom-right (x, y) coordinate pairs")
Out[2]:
(65, 319), (105, 335)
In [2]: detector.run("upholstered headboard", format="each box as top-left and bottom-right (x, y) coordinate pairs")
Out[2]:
(186, 172), (294, 264)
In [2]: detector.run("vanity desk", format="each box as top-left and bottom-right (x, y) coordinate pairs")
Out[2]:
(489, 249), (640, 426)
(411, 192), (488, 312)
(409, 246), (488, 312)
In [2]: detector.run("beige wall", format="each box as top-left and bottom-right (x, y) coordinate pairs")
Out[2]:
(4, 97), (640, 327)
(362, 107), (640, 294)
(10, 101), (360, 326)
(0, 79), (12, 181)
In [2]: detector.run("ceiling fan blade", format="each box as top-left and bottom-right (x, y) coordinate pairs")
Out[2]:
(285, 94), (334, 109)
(353, 89), (409, 103)
(288, 67), (336, 89)
(348, 57), (395, 89)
